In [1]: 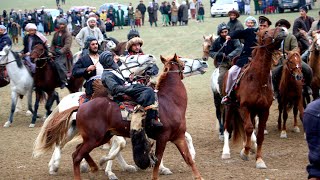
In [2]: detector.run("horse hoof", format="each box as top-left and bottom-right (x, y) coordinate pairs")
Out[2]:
(49, 165), (59, 175)
(106, 172), (118, 180)
(256, 158), (267, 169)
(293, 126), (300, 133)
(218, 134), (224, 141)
(159, 167), (173, 175)
(29, 123), (35, 128)
(101, 143), (110, 150)
(99, 158), (107, 167)
(25, 110), (32, 116)
(240, 149), (249, 161)
(221, 153), (231, 159)
(250, 143), (257, 154)
(3, 121), (11, 128)
(80, 162), (89, 173)
(264, 130), (268, 135)
(14, 109), (21, 114)
(124, 165), (137, 172)
(280, 131), (287, 138)
(49, 170), (58, 175)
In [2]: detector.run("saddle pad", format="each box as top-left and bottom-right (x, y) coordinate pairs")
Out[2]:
(0, 66), (9, 87)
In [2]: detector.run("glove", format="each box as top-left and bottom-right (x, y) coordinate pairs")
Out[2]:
(216, 52), (223, 59)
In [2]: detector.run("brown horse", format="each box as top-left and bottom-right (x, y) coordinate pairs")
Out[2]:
(222, 27), (288, 168)
(202, 34), (216, 61)
(71, 54), (202, 180)
(112, 41), (127, 55)
(277, 51), (304, 138)
(29, 44), (84, 126)
(308, 32), (320, 99)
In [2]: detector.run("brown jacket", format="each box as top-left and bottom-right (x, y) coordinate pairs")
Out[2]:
(50, 29), (72, 55)
(135, 10), (142, 19)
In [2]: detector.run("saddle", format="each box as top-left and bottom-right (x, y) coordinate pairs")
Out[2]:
(0, 66), (10, 87)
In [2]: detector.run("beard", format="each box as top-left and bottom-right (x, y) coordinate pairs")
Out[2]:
(89, 48), (98, 54)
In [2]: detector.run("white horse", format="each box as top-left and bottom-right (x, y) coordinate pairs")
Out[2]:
(0, 46), (34, 128)
(33, 57), (208, 179)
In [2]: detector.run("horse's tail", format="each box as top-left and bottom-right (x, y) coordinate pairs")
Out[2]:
(225, 104), (244, 143)
(33, 106), (79, 157)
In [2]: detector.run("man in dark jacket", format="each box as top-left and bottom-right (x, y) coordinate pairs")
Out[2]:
(209, 22), (242, 91)
(227, 10), (244, 34)
(137, 0), (147, 26)
(50, 18), (72, 89)
(100, 51), (163, 129)
(0, 25), (12, 51)
(72, 36), (102, 101)
(303, 98), (320, 180)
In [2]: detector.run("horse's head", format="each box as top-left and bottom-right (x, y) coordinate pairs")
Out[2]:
(30, 44), (46, 62)
(202, 34), (216, 61)
(160, 53), (185, 79)
(256, 27), (288, 50)
(312, 32), (320, 51)
(180, 57), (208, 77)
(285, 50), (303, 81)
(119, 54), (156, 77)
(0, 45), (11, 61)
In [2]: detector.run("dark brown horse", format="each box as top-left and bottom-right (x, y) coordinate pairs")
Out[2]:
(29, 44), (84, 126)
(277, 51), (304, 138)
(222, 27), (288, 168)
(309, 32), (320, 99)
(71, 54), (202, 180)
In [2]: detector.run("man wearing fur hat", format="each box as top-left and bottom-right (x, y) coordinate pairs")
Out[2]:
(209, 22), (242, 92)
(21, 23), (47, 74)
(75, 17), (104, 50)
(49, 18), (72, 89)
(227, 10), (244, 34)
(292, 6), (314, 56)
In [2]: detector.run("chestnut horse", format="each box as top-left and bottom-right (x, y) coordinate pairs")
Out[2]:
(202, 34), (216, 61)
(222, 27), (288, 169)
(309, 32), (320, 100)
(72, 54), (202, 180)
(29, 44), (84, 127)
(277, 51), (304, 138)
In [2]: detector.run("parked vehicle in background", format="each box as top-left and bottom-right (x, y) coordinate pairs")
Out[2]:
(210, 0), (238, 17)
(278, 0), (314, 13)
(98, 3), (129, 26)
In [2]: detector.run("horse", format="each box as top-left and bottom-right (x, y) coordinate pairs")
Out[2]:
(277, 50), (304, 138)
(29, 44), (83, 127)
(202, 34), (217, 61)
(308, 32), (320, 100)
(0, 46), (34, 127)
(33, 56), (207, 179)
(221, 27), (288, 169)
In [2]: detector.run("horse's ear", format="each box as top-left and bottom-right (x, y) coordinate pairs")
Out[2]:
(203, 35), (206, 40)
(173, 53), (178, 60)
(160, 55), (167, 64)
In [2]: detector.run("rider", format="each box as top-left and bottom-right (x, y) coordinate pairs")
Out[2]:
(209, 22), (242, 91)
(21, 23), (48, 74)
(272, 19), (313, 98)
(303, 10), (320, 63)
(99, 51), (163, 129)
(226, 10), (244, 34)
(221, 16), (271, 104)
(75, 17), (104, 51)
(49, 18), (72, 89)
(72, 36), (103, 102)
(0, 25), (12, 52)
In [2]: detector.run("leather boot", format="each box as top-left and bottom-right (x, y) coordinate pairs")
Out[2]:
(146, 109), (163, 129)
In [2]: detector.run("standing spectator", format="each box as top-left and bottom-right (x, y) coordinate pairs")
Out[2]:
(303, 99), (320, 180)
(152, 0), (159, 25)
(167, 1), (171, 25)
(189, 0), (196, 19)
(100, 10), (107, 22)
(135, 8), (142, 27)
(106, 9), (115, 31)
(210, 0), (216, 7)
(43, 11), (51, 35)
(128, 3), (135, 29)
(137, 0), (147, 26)
(57, 4), (64, 15)
(2, 10), (8, 27)
(8, 19), (19, 44)
(62, 0), (65, 5)
(227, 10), (244, 34)
(237, 0), (245, 14)
(115, 5), (124, 29)
(244, 0), (251, 15)
(170, 1), (178, 26)
(56, 0), (60, 6)
(197, 3), (204, 22)
(272, 0), (279, 13)
(179, 1), (188, 25)
(148, 2), (157, 27)
(160, 1), (169, 26)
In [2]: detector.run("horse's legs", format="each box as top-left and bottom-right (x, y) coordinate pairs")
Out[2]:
(152, 139), (167, 180)
(240, 108), (254, 161)
(54, 91), (60, 105)
(159, 158), (173, 175)
(172, 136), (202, 180)
(281, 104), (289, 138)
(213, 92), (223, 140)
(292, 102), (302, 133)
(31, 91), (41, 127)
(185, 132), (196, 160)
(3, 91), (18, 127)
(222, 106), (233, 159)
(14, 95), (22, 114)
(26, 89), (33, 116)
(222, 129), (231, 159)
(48, 146), (61, 175)
(45, 92), (56, 117)
(277, 101), (283, 131)
(255, 110), (269, 169)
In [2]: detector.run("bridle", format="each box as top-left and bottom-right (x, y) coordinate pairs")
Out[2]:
(256, 28), (282, 54)
(31, 44), (53, 69)
(164, 60), (184, 79)
(0, 51), (17, 66)
(285, 54), (303, 80)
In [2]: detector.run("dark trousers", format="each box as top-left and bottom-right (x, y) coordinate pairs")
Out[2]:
(124, 84), (155, 107)
(54, 55), (67, 84)
(141, 14), (145, 25)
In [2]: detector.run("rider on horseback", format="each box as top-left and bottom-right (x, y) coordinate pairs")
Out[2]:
(99, 51), (163, 129)
(49, 18), (72, 89)
(0, 25), (12, 52)
(209, 22), (242, 92)
(272, 19), (313, 98)
(20, 23), (48, 74)
(221, 16), (271, 104)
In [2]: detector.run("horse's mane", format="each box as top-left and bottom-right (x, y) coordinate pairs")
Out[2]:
(156, 55), (184, 90)
(11, 51), (23, 68)
(113, 41), (127, 55)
